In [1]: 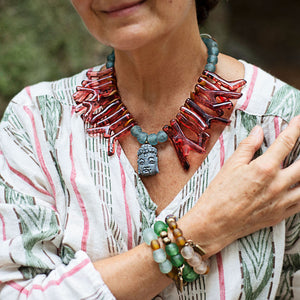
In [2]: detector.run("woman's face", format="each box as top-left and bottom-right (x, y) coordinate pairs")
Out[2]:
(71, 0), (197, 51)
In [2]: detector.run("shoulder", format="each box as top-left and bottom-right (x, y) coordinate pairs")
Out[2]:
(1, 65), (103, 123)
(235, 60), (300, 123)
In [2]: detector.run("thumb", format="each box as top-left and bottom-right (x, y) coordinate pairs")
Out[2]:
(228, 126), (264, 165)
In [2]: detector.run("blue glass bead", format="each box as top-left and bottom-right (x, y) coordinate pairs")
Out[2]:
(170, 253), (184, 267)
(202, 37), (217, 48)
(154, 221), (168, 236)
(159, 259), (173, 274)
(148, 133), (158, 146)
(130, 125), (142, 137)
(137, 132), (148, 144)
(165, 243), (179, 256)
(106, 61), (114, 68)
(107, 52), (115, 62)
(157, 131), (168, 143)
(207, 54), (218, 65)
(182, 264), (199, 282)
(142, 228), (157, 245)
(208, 46), (219, 56)
(205, 63), (216, 72)
(153, 248), (167, 263)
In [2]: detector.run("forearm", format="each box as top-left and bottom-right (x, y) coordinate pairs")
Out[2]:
(93, 243), (172, 300)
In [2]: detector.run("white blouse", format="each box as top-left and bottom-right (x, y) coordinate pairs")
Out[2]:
(0, 61), (300, 299)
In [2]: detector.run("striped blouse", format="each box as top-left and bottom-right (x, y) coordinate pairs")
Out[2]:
(0, 61), (300, 299)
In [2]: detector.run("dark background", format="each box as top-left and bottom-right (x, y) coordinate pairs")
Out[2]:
(0, 0), (299, 118)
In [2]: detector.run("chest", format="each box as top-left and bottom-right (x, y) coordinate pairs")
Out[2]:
(118, 125), (226, 215)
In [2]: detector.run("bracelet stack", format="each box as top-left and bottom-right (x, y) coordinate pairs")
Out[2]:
(143, 215), (209, 291)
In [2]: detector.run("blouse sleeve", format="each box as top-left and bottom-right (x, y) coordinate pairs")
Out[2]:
(0, 88), (116, 299)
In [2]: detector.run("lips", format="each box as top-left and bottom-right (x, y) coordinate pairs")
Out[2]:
(103, 0), (146, 14)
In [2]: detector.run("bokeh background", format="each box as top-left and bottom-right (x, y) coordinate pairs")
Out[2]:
(0, 0), (299, 118)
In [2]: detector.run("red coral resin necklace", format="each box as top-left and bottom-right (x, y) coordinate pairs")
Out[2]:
(73, 36), (246, 177)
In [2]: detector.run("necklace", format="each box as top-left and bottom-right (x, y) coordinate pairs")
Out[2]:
(73, 36), (246, 176)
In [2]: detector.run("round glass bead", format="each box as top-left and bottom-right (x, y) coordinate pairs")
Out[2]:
(168, 220), (177, 230)
(157, 131), (168, 143)
(148, 133), (158, 146)
(193, 261), (209, 275)
(130, 125), (142, 137)
(182, 264), (200, 282)
(151, 239), (160, 250)
(153, 248), (167, 263)
(165, 214), (177, 224)
(207, 54), (218, 64)
(181, 245), (195, 260)
(187, 253), (202, 267)
(176, 236), (186, 247)
(142, 228), (157, 245)
(154, 221), (168, 235)
(173, 228), (183, 238)
(208, 46), (219, 56)
(137, 132), (148, 144)
(170, 254), (184, 267)
(165, 243), (179, 256)
(205, 63), (216, 72)
(159, 259), (173, 274)
(202, 37), (218, 48)
(106, 61), (114, 68)
(107, 52), (115, 62)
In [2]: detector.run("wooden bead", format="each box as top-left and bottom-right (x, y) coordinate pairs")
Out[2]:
(176, 236), (186, 247)
(151, 239), (160, 250)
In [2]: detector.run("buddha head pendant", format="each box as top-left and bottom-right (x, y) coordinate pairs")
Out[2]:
(137, 143), (159, 176)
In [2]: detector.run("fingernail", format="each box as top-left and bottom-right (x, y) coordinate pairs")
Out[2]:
(250, 126), (260, 136)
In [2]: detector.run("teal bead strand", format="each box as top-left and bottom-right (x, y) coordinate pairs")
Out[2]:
(130, 125), (168, 146)
(148, 133), (158, 146)
(157, 131), (168, 143)
(130, 125), (142, 137)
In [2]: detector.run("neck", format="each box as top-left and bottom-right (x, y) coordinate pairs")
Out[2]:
(113, 22), (208, 112)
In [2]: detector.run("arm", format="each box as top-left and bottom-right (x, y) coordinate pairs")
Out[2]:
(2, 88), (300, 299)
(92, 116), (300, 299)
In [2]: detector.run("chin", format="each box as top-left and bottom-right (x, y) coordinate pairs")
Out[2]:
(100, 25), (154, 51)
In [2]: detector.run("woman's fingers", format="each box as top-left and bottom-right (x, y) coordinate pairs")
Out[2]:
(280, 158), (300, 188)
(225, 125), (264, 166)
(258, 116), (300, 164)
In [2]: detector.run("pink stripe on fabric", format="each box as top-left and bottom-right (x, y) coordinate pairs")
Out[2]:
(0, 213), (6, 241)
(217, 253), (226, 300)
(240, 66), (258, 111)
(69, 133), (89, 251)
(3, 155), (51, 197)
(23, 106), (56, 200)
(8, 258), (90, 296)
(274, 116), (280, 138)
(217, 134), (226, 299)
(117, 144), (133, 250)
(25, 86), (32, 100)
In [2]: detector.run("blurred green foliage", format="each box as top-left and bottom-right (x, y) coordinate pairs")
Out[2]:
(0, 0), (109, 116)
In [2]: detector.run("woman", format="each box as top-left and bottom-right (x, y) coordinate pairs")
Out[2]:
(1, 0), (300, 299)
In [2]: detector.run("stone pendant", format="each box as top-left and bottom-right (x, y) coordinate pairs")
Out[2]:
(137, 143), (159, 177)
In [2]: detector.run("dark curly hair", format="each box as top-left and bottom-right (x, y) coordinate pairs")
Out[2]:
(196, 0), (220, 25)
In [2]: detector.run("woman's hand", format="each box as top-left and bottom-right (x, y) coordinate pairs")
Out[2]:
(180, 116), (300, 257)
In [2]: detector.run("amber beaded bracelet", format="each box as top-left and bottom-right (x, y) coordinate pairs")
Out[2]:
(143, 217), (209, 292)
